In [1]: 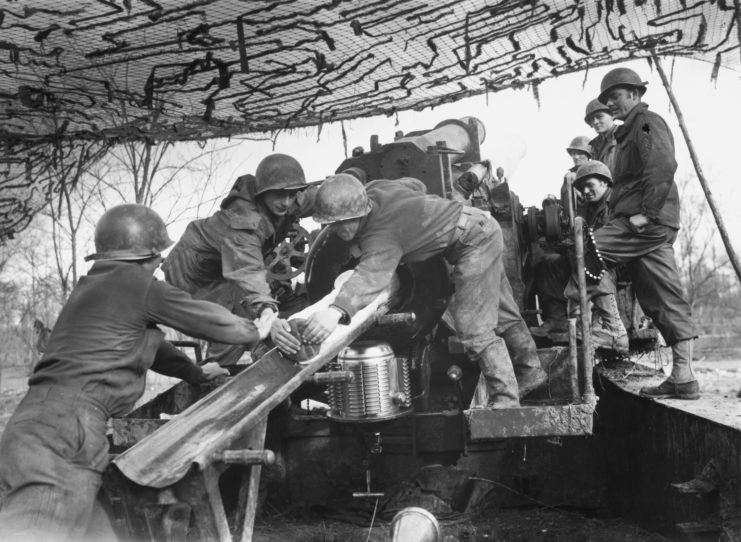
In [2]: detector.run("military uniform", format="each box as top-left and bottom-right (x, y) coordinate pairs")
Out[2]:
(593, 102), (696, 346)
(590, 125), (617, 173)
(163, 175), (317, 364)
(0, 260), (259, 541)
(331, 178), (537, 404)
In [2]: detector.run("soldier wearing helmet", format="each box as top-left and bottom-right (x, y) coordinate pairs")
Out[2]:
(294, 174), (549, 409)
(162, 153), (319, 364)
(566, 135), (593, 168)
(561, 135), (593, 209)
(584, 98), (617, 171)
(0, 204), (273, 539)
(594, 66), (698, 399)
(531, 162), (628, 353)
(572, 161), (613, 223)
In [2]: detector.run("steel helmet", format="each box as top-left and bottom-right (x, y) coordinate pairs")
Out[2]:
(584, 98), (611, 125)
(85, 204), (173, 262)
(574, 160), (612, 190)
(313, 173), (371, 224)
(598, 67), (647, 104)
(254, 153), (306, 195)
(566, 136), (593, 157)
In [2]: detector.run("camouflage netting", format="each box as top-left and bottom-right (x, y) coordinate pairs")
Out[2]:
(2, 0), (740, 240)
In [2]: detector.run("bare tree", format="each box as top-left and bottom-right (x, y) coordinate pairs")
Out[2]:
(675, 174), (733, 327)
(41, 141), (110, 298)
(87, 137), (239, 227)
(0, 229), (65, 388)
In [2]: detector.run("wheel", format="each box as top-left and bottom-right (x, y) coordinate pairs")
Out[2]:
(543, 203), (562, 243)
(265, 225), (315, 282)
(525, 206), (539, 242)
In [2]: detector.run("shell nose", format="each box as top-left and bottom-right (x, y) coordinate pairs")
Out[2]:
(390, 507), (440, 542)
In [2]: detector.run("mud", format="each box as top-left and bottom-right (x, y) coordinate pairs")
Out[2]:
(253, 506), (666, 541)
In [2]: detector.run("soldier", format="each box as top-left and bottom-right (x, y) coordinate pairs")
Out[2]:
(0, 204), (273, 540)
(531, 102), (618, 343)
(294, 174), (548, 408)
(595, 67), (699, 399)
(163, 153), (318, 364)
(565, 135), (593, 173)
(530, 162), (628, 353)
(584, 98), (617, 171)
(560, 135), (593, 233)
(564, 161), (629, 352)
(563, 135), (592, 186)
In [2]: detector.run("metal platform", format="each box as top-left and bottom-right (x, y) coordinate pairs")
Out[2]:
(466, 346), (596, 439)
(465, 402), (596, 439)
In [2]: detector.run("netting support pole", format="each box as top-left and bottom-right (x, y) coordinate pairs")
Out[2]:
(649, 51), (741, 285)
(735, 0), (741, 63)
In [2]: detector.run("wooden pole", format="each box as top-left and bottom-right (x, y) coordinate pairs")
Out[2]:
(735, 0), (741, 63)
(574, 217), (594, 402)
(649, 51), (741, 285)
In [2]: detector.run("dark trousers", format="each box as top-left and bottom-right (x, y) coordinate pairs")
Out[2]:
(0, 385), (112, 541)
(593, 217), (697, 345)
(534, 252), (570, 307)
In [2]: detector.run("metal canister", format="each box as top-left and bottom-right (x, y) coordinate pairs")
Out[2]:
(390, 507), (440, 542)
(327, 341), (411, 422)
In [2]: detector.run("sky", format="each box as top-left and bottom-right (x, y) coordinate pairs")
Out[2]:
(163, 56), (741, 251)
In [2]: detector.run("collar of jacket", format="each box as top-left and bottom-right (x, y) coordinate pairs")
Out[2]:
(615, 102), (649, 142)
(589, 125), (615, 149)
(89, 259), (150, 276)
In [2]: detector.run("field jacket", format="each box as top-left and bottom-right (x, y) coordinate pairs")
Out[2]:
(31, 261), (259, 417)
(163, 175), (317, 315)
(332, 178), (461, 318)
(610, 103), (679, 228)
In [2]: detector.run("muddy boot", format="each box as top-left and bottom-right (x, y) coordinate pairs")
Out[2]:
(529, 298), (569, 337)
(478, 337), (520, 408)
(640, 339), (699, 400)
(591, 294), (629, 354)
(501, 321), (548, 399)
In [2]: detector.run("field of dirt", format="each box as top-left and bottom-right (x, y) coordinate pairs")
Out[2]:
(252, 507), (667, 541)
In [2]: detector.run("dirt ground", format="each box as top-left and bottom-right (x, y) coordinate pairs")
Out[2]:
(253, 507), (667, 541)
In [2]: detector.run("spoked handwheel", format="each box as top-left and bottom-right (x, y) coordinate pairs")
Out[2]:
(265, 225), (315, 282)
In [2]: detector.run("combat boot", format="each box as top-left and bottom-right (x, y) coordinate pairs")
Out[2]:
(591, 294), (629, 354)
(529, 298), (569, 337)
(478, 337), (520, 409)
(501, 321), (548, 399)
(640, 339), (699, 400)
